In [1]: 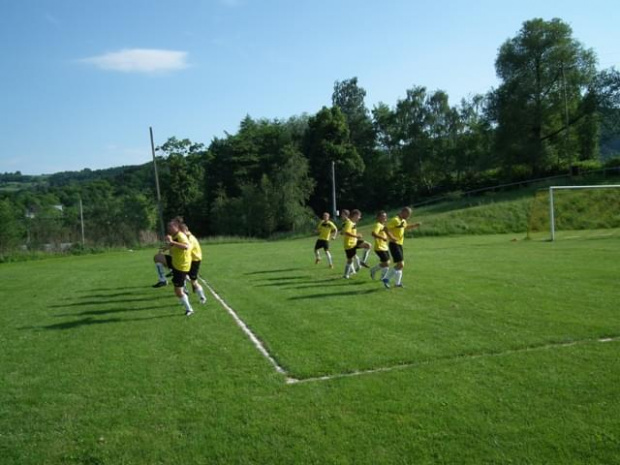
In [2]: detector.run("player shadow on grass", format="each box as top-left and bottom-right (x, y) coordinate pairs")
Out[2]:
(20, 314), (181, 331)
(244, 268), (302, 275)
(254, 275), (308, 282)
(255, 279), (367, 289)
(83, 285), (149, 292)
(53, 304), (174, 318)
(288, 288), (382, 300)
(49, 296), (163, 308)
(79, 291), (148, 299)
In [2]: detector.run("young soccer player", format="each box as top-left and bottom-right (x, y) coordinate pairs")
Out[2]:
(382, 207), (421, 289)
(314, 212), (338, 268)
(341, 209), (371, 279)
(177, 220), (207, 304)
(165, 219), (196, 316)
(369, 211), (390, 280)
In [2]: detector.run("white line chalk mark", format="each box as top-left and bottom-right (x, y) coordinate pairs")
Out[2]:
(199, 277), (297, 383)
(199, 276), (618, 385)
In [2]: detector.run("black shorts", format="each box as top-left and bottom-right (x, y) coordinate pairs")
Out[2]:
(188, 260), (201, 281)
(165, 254), (173, 269)
(172, 267), (188, 288)
(375, 250), (390, 263)
(389, 242), (404, 263)
(314, 239), (330, 251)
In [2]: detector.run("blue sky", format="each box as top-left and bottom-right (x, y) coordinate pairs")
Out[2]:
(1, 0), (618, 175)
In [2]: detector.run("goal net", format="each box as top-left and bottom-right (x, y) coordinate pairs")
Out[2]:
(527, 185), (620, 241)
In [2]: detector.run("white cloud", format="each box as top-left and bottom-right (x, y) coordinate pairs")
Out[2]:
(81, 49), (189, 74)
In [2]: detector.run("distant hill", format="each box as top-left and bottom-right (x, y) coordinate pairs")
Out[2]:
(0, 163), (154, 192)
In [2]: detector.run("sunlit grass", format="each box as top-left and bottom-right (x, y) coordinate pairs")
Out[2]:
(1, 235), (619, 464)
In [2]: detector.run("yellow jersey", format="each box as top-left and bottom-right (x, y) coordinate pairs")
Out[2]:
(372, 222), (388, 251)
(187, 233), (202, 262)
(342, 218), (358, 250)
(386, 216), (407, 245)
(317, 220), (337, 241)
(171, 231), (192, 272)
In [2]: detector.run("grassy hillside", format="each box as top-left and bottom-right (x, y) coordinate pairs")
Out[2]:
(407, 178), (620, 238)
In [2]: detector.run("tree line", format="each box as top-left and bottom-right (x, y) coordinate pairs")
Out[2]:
(1, 18), (619, 255)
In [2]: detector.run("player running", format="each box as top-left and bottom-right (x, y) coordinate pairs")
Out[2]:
(342, 209), (371, 279)
(165, 219), (196, 316)
(177, 219), (207, 304)
(381, 207), (421, 289)
(369, 211), (390, 281)
(314, 212), (338, 268)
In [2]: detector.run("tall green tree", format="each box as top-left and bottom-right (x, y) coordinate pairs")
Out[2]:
(157, 137), (206, 231)
(303, 106), (364, 212)
(332, 78), (375, 155)
(492, 18), (598, 174)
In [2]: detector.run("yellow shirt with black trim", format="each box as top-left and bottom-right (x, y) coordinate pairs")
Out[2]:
(171, 232), (192, 272)
(386, 216), (407, 245)
(317, 220), (337, 241)
(188, 233), (202, 261)
(372, 222), (389, 252)
(342, 218), (358, 250)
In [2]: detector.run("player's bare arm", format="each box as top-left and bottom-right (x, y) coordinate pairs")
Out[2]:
(165, 235), (190, 250)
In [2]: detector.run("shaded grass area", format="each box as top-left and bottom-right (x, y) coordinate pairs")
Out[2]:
(1, 237), (619, 464)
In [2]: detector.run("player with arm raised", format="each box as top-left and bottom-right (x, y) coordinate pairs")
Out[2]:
(382, 207), (421, 289)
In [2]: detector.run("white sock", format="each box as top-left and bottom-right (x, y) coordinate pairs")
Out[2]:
(326, 251), (333, 266)
(380, 266), (389, 279)
(179, 294), (193, 312)
(196, 285), (206, 301)
(362, 249), (370, 263)
(344, 263), (352, 278)
(395, 270), (403, 285)
(383, 267), (396, 282)
(315, 250), (321, 260)
(353, 255), (360, 271)
(155, 263), (166, 281)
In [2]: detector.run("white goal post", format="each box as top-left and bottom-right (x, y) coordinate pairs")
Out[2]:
(549, 185), (620, 241)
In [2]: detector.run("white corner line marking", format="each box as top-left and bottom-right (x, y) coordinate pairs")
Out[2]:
(198, 275), (617, 386)
(199, 277), (297, 382)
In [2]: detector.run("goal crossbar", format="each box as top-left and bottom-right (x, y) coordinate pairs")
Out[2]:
(549, 185), (620, 241)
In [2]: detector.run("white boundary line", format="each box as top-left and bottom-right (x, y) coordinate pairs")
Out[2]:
(290, 337), (619, 385)
(199, 276), (618, 385)
(198, 276), (298, 383)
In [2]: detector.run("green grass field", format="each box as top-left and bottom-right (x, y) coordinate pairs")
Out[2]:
(1, 232), (619, 464)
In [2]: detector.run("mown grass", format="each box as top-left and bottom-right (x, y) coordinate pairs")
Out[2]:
(410, 178), (620, 238)
(1, 233), (619, 464)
